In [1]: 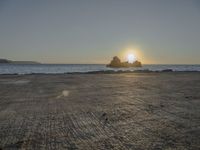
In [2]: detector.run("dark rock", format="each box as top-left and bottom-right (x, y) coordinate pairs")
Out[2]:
(107, 56), (121, 68)
(107, 56), (142, 68)
(162, 69), (173, 72)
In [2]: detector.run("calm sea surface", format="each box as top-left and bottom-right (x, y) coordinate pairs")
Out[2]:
(0, 64), (200, 74)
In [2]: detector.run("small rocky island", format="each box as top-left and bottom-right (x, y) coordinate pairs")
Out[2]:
(107, 56), (142, 68)
(0, 59), (40, 64)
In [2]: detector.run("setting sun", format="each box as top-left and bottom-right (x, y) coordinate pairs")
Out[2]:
(127, 53), (136, 63)
(117, 46), (144, 63)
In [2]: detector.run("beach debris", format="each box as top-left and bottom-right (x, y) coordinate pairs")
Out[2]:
(62, 90), (69, 97)
(56, 90), (69, 99)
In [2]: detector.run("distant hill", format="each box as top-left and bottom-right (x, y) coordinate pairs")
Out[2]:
(0, 59), (11, 63)
(0, 59), (40, 64)
(11, 61), (40, 64)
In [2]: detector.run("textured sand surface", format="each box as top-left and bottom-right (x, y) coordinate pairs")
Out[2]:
(0, 73), (200, 149)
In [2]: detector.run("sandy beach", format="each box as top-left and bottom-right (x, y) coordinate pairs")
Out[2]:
(0, 72), (199, 149)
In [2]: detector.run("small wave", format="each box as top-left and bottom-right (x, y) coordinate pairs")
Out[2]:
(0, 64), (199, 75)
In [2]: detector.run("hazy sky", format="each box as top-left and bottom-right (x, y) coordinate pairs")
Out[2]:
(0, 0), (200, 64)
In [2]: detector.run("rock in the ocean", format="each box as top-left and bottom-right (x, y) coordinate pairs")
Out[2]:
(107, 56), (142, 68)
(108, 56), (121, 67)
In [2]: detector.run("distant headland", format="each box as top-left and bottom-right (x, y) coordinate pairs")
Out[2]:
(107, 56), (142, 68)
(0, 59), (40, 64)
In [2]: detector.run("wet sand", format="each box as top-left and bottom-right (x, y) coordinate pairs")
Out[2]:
(0, 72), (200, 149)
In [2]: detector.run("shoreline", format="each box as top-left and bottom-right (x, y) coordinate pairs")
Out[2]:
(0, 69), (200, 76)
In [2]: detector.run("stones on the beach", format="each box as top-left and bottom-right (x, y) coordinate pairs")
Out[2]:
(107, 56), (142, 68)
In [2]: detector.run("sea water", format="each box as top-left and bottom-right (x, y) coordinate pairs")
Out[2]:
(0, 64), (199, 74)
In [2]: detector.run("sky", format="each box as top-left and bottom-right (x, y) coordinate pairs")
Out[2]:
(0, 0), (200, 64)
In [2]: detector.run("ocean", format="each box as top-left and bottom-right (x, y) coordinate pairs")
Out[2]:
(0, 64), (200, 74)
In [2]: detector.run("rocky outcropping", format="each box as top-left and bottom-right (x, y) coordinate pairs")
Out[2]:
(107, 56), (142, 68)
(0, 59), (40, 64)
(0, 59), (11, 63)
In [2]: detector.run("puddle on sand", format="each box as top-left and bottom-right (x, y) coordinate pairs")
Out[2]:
(56, 90), (70, 99)
(1, 80), (30, 85)
(13, 80), (30, 84)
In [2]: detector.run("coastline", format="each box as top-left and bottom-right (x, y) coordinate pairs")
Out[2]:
(0, 64), (200, 75)
(0, 69), (199, 76)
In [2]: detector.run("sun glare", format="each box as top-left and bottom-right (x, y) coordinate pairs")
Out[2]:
(127, 53), (136, 63)
(118, 47), (143, 63)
